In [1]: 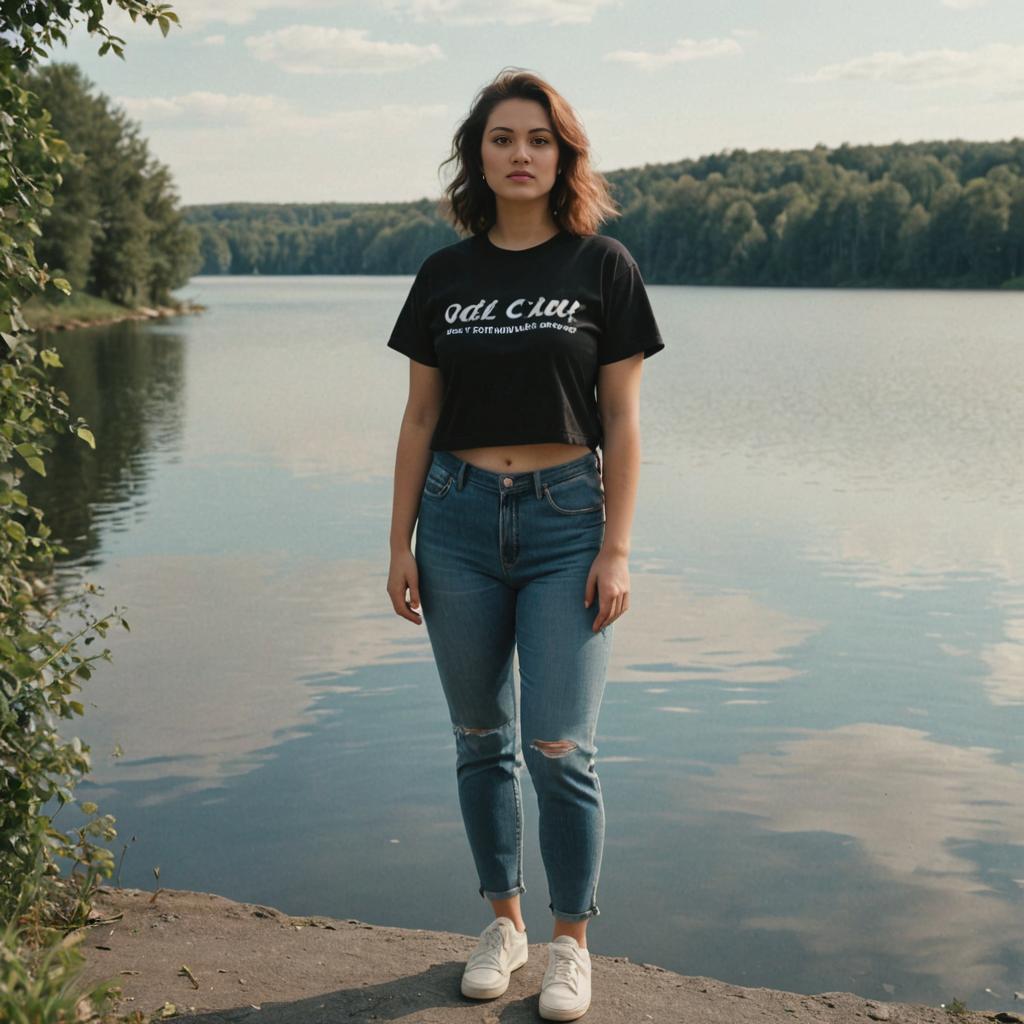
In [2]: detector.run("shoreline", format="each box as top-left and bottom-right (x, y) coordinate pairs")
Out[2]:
(22, 296), (205, 334)
(74, 885), (1009, 1023)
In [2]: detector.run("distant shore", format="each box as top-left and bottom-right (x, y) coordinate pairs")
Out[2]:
(73, 885), (1006, 1023)
(22, 291), (205, 333)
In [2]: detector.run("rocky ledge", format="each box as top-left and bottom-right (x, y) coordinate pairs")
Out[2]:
(74, 886), (1017, 1023)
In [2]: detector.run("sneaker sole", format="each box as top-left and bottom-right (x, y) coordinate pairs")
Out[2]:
(538, 993), (591, 1021)
(460, 944), (529, 999)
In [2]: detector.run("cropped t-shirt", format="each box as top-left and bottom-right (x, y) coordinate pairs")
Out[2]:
(386, 228), (665, 452)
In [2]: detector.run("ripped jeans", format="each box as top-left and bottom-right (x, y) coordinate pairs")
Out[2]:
(414, 449), (613, 922)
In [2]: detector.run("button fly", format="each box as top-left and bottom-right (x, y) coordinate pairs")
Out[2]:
(502, 476), (513, 487)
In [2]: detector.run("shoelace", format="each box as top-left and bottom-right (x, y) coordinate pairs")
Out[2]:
(549, 944), (583, 993)
(468, 924), (508, 972)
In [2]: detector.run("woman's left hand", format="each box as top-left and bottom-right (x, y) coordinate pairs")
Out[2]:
(585, 549), (630, 632)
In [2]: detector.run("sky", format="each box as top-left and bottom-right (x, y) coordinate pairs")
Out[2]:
(43, 0), (1024, 207)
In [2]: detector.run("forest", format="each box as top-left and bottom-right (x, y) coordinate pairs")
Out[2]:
(185, 139), (1024, 288)
(24, 61), (202, 308)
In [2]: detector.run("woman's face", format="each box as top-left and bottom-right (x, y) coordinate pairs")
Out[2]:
(480, 97), (561, 206)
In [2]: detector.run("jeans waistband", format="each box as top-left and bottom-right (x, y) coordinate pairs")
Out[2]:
(432, 449), (601, 498)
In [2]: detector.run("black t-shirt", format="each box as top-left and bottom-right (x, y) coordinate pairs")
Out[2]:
(386, 228), (665, 452)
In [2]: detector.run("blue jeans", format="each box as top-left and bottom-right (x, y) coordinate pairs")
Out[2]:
(414, 449), (613, 922)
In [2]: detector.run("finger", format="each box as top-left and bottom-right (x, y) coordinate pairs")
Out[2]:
(393, 599), (418, 623)
(584, 573), (596, 608)
(390, 589), (422, 624)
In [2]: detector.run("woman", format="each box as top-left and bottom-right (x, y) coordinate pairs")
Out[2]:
(386, 67), (664, 1021)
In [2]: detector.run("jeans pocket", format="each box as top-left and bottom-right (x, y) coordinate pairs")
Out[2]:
(542, 470), (605, 515)
(423, 465), (454, 499)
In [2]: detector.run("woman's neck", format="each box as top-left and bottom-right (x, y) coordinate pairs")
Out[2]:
(489, 202), (560, 250)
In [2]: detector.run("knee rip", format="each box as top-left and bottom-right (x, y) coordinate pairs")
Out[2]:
(454, 722), (507, 737)
(530, 739), (578, 759)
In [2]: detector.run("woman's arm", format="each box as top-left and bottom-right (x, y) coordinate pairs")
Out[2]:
(388, 362), (442, 623)
(390, 361), (443, 552)
(586, 353), (645, 630)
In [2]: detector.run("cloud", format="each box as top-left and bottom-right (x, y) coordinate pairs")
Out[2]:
(244, 24), (443, 74)
(114, 90), (447, 133)
(379, 0), (615, 26)
(941, 0), (989, 8)
(108, 89), (452, 202)
(200, 35), (227, 46)
(91, 0), (348, 35)
(115, 91), (294, 124)
(604, 36), (743, 70)
(115, 0), (616, 31)
(166, 0), (343, 30)
(795, 42), (1024, 92)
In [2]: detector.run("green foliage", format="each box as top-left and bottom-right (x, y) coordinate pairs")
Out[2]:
(183, 139), (1024, 287)
(1, 2), (178, 1020)
(0, 336), (123, 902)
(0, 2), (180, 70)
(0, 335), (130, 1020)
(0, 68), (69, 347)
(0, 858), (123, 1024)
(19, 290), (140, 332)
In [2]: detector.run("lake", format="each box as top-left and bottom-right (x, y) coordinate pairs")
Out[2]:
(31, 274), (1024, 1013)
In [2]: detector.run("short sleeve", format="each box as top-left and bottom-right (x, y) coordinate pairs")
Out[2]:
(599, 261), (665, 365)
(387, 263), (438, 367)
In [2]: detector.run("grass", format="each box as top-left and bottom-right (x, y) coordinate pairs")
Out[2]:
(21, 290), (201, 331)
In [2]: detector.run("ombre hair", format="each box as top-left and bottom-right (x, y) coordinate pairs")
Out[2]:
(437, 68), (620, 238)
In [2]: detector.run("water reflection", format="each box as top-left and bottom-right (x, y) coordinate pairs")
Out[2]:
(22, 318), (186, 568)
(699, 723), (1024, 998)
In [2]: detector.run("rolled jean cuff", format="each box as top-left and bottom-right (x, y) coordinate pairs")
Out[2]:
(480, 884), (527, 900)
(549, 901), (600, 922)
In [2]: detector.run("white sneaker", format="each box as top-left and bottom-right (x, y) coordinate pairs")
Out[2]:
(539, 935), (591, 1021)
(460, 916), (529, 999)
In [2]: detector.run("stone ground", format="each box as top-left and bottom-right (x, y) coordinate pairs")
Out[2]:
(73, 886), (1018, 1024)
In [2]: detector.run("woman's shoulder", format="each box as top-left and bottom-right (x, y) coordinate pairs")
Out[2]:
(417, 234), (478, 277)
(568, 231), (639, 276)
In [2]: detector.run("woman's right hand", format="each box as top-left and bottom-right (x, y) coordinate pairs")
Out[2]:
(388, 548), (423, 625)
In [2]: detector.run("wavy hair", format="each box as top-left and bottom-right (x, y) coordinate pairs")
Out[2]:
(437, 68), (620, 238)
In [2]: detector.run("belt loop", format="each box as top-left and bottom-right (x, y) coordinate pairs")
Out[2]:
(595, 447), (602, 476)
(456, 461), (467, 491)
(533, 469), (543, 500)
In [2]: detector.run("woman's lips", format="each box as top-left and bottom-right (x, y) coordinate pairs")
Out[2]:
(508, 173), (534, 180)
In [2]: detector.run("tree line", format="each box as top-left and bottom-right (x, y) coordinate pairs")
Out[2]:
(184, 139), (1024, 288)
(23, 61), (201, 307)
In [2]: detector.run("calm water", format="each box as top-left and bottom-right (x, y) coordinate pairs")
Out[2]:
(31, 275), (1024, 1012)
